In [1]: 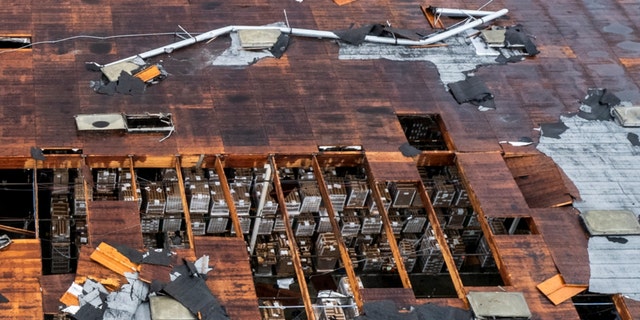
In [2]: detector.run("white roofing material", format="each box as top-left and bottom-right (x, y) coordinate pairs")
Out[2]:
(537, 115), (640, 217)
(588, 236), (640, 301)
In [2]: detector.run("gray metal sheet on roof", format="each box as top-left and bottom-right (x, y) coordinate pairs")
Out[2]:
(588, 235), (640, 300)
(581, 210), (640, 235)
(537, 115), (640, 218)
(467, 292), (532, 319)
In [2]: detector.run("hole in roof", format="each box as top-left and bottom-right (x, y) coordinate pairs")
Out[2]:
(0, 36), (31, 49)
(92, 121), (111, 128)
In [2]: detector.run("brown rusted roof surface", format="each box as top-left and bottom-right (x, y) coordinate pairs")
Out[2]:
(193, 236), (261, 320)
(531, 207), (590, 285)
(40, 273), (75, 314)
(504, 154), (574, 208)
(0, 240), (42, 319)
(493, 235), (581, 319)
(87, 201), (144, 249)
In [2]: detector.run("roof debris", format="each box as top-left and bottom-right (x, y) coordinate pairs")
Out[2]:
(536, 274), (587, 305)
(60, 243), (225, 319)
(0, 234), (11, 250)
(398, 142), (422, 157)
(89, 61), (167, 96)
(628, 132), (640, 146)
(578, 87), (620, 121)
(0, 292), (8, 304)
(448, 76), (495, 110)
(539, 120), (570, 139)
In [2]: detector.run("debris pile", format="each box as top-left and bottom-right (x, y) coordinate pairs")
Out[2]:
(59, 242), (227, 320)
(87, 59), (167, 95)
(480, 25), (540, 63)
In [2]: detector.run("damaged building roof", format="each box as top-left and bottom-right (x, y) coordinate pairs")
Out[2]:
(2, 0), (640, 319)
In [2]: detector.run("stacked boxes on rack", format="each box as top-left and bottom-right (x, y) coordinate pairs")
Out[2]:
(315, 233), (340, 272)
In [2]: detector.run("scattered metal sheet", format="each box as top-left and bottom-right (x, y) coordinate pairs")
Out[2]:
(467, 292), (532, 319)
(612, 105), (640, 127)
(581, 210), (640, 236)
(238, 29), (282, 49)
(536, 274), (587, 305)
(149, 295), (197, 320)
(539, 120), (569, 139)
(448, 76), (495, 110)
(75, 113), (127, 131)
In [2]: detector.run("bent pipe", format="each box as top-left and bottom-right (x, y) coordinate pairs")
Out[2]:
(102, 9), (508, 68)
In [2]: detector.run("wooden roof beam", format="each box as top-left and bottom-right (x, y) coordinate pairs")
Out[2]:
(455, 159), (512, 286)
(311, 155), (364, 312)
(271, 156), (316, 320)
(174, 156), (195, 250)
(214, 156), (244, 238)
(364, 159), (412, 289)
(416, 180), (468, 305)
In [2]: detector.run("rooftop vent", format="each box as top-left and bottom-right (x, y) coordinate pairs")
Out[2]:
(467, 292), (532, 320)
(580, 210), (640, 236)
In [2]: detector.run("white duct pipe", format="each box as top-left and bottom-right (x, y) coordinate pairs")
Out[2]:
(432, 8), (496, 17)
(103, 8), (508, 68)
(249, 163), (272, 255)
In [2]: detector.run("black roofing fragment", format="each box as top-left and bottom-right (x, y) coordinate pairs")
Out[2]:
(383, 27), (423, 41)
(115, 71), (146, 95)
(149, 279), (166, 294)
(269, 34), (290, 59)
(356, 300), (408, 320)
(504, 24), (539, 56)
(113, 244), (143, 264)
(0, 292), (8, 303)
(399, 142), (421, 157)
(142, 249), (172, 266)
(606, 236), (629, 244)
(334, 25), (375, 45)
(578, 88), (620, 121)
(356, 300), (472, 320)
(71, 304), (105, 320)
(30, 146), (46, 161)
(162, 274), (228, 320)
(540, 121), (569, 139)
(628, 133), (640, 146)
(448, 77), (495, 109)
